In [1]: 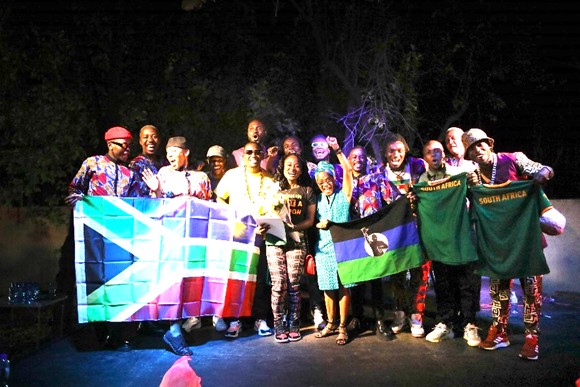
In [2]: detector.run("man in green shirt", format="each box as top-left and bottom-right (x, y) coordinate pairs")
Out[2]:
(463, 128), (554, 361)
(415, 141), (481, 346)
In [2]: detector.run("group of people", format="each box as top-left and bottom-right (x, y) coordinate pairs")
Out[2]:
(66, 119), (557, 362)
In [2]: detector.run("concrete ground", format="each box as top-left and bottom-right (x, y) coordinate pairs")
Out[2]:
(8, 279), (580, 387)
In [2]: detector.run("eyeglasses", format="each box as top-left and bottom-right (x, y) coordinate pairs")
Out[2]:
(244, 149), (263, 156)
(312, 142), (328, 149)
(316, 177), (334, 186)
(110, 141), (131, 150)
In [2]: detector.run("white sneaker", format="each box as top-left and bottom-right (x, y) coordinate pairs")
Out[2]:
(390, 311), (407, 334)
(225, 320), (242, 338)
(313, 308), (325, 330)
(426, 322), (455, 343)
(410, 313), (424, 338)
(463, 323), (481, 347)
(182, 316), (201, 333)
(254, 319), (272, 336)
(213, 316), (228, 332)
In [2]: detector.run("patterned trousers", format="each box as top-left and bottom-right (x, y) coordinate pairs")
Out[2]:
(266, 245), (306, 328)
(391, 260), (431, 318)
(490, 275), (542, 335)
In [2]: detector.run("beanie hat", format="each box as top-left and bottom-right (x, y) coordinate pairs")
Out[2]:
(166, 136), (188, 149)
(104, 126), (132, 141)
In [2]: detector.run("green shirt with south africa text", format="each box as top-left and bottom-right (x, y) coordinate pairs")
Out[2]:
(470, 180), (552, 279)
(414, 173), (479, 265)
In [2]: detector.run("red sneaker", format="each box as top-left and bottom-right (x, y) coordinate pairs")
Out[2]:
(479, 325), (510, 350)
(519, 334), (539, 360)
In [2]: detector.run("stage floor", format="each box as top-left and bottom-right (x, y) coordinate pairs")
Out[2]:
(8, 279), (580, 387)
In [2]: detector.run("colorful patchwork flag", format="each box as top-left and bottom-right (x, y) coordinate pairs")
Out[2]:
(74, 196), (260, 323)
(329, 197), (424, 285)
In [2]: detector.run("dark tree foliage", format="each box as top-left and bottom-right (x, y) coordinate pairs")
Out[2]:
(0, 0), (577, 207)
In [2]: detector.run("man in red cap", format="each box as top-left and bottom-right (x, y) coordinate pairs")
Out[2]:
(65, 126), (138, 351)
(66, 126), (136, 203)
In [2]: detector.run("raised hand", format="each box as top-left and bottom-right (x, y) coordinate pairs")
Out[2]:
(142, 168), (160, 193)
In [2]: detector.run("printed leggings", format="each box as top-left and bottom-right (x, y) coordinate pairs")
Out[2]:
(490, 275), (542, 335)
(266, 245), (306, 328)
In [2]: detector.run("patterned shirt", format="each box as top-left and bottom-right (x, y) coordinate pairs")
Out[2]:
(156, 167), (212, 200)
(483, 152), (547, 184)
(383, 156), (426, 195)
(69, 155), (136, 197)
(445, 156), (476, 169)
(129, 154), (167, 197)
(351, 172), (398, 218)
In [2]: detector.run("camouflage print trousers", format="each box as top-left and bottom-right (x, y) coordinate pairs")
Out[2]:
(489, 275), (543, 335)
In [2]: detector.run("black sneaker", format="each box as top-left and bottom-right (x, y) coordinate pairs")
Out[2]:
(163, 331), (193, 356)
(375, 320), (396, 342)
(103, 335), (132, 352)
(347, 317), (361, 333)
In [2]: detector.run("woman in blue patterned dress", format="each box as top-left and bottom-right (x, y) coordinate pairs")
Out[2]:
(313, 136), (353, 345)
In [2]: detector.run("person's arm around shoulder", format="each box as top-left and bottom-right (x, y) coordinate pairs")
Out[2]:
(326, 136), (353, 202)
(513, 152), (554, 184)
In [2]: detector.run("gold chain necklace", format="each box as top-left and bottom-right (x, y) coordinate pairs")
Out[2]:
(392, 167), (406, 182)
(244, 166), (264, 204)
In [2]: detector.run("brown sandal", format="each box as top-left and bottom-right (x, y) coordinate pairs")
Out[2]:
(336, 325), (348, 345)
(315, 323), (337, 338)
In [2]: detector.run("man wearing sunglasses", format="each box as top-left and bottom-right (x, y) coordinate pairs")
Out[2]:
(309, 134), (343, 189)
(65, 126), (138, 351)
(66, 126), (137, 204)
(215, 141), (279, 339)
(230, 119), (278, 173)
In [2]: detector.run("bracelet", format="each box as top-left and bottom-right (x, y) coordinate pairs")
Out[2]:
(334, 147), (342, 154)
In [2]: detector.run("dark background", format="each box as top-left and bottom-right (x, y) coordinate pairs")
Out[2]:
(1, 0), (579, 207)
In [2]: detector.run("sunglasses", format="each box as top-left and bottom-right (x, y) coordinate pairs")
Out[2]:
(244, 149), (263, 156)
(110, 141), (131, 150)
(312, 142), (328, 149)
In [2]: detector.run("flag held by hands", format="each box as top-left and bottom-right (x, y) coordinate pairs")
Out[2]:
(329, 197), (424, 285)
(74, 196), (260, 323)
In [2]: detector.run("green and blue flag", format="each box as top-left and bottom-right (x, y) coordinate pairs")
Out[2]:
(329, 197), (424, 285)
(74, 196), (259, 323)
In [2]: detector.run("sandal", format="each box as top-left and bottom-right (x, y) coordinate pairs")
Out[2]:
(336, 325), (348, 345)
(315, 323), (337, 338)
